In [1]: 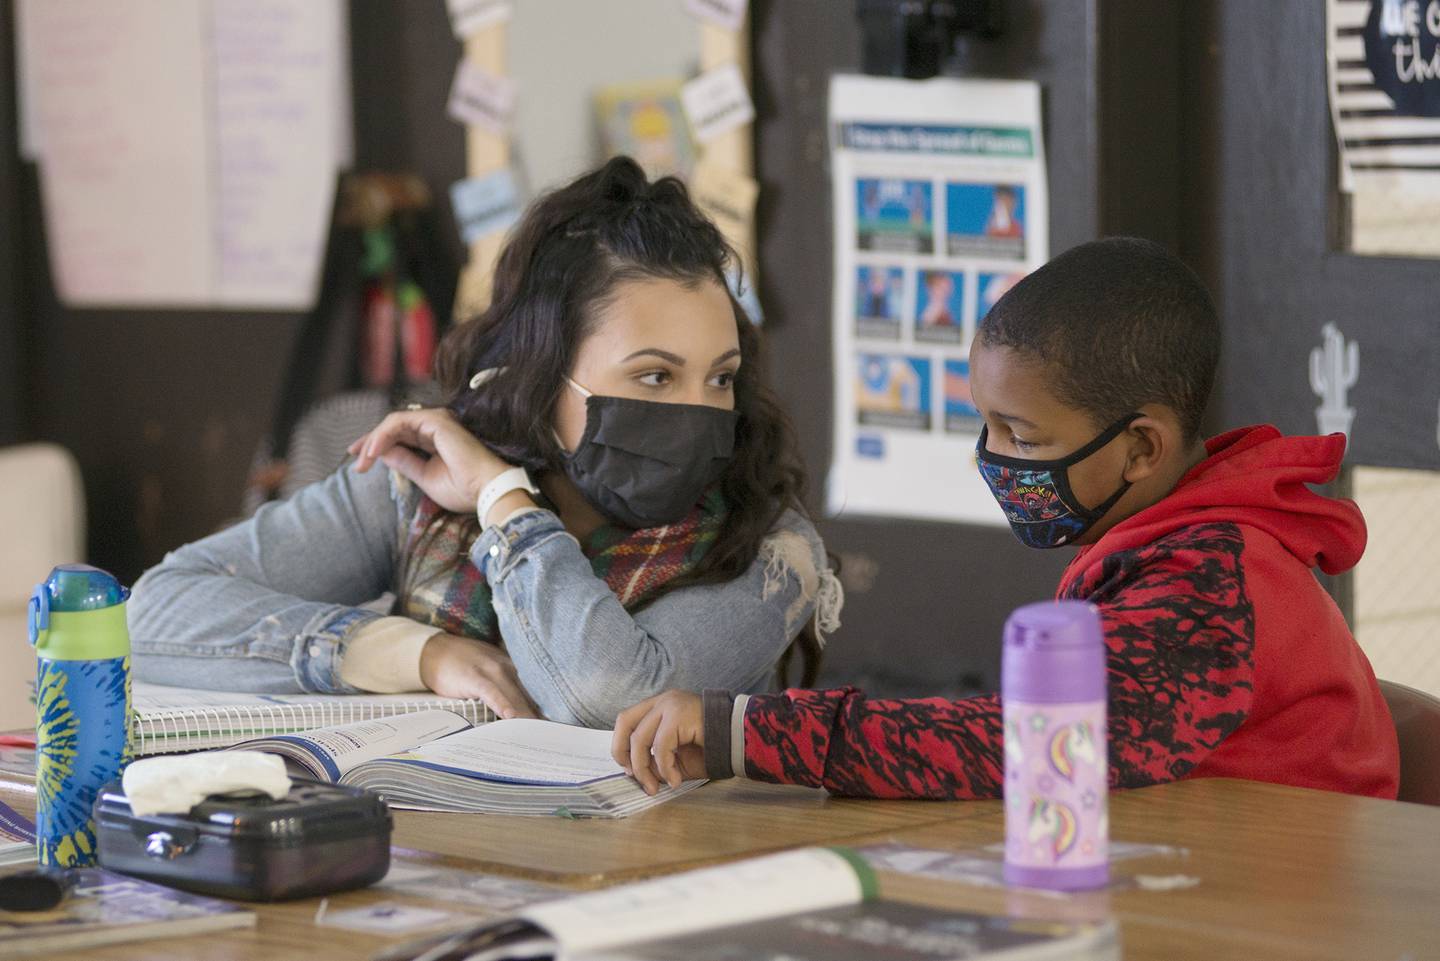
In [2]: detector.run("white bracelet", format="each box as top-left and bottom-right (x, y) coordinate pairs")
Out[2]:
(476, 466), (539, 528)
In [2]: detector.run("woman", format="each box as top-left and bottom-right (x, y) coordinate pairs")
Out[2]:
(130, 157), (841, 728)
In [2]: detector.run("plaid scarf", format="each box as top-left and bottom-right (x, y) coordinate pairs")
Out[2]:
(395, 487), (728, 643)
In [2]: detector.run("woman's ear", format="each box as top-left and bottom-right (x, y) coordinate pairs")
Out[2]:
(1120, 408), (1181, 484)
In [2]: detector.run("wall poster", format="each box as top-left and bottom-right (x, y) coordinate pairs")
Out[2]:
(827, 75), (1047, 524)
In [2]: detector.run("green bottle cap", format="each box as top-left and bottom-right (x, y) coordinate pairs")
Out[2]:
(29, 565), (130, 660)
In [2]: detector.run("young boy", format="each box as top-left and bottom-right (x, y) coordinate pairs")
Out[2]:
(612, 237), (1400, 801)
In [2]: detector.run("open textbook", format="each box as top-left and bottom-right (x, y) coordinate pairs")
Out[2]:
(131, 682), (494, 756)
(375, 847), (1119, 961)
(234, 711), (702, 818)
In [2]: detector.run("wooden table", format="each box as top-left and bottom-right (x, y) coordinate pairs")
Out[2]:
(391, 779), (980, 883)
(0, 770), (977, 884)
(4, 772), (1437, 960)
(866, 779), (1440, 961)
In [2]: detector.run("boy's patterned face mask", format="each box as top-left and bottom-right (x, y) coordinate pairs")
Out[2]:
(975, 413), (1141, 549)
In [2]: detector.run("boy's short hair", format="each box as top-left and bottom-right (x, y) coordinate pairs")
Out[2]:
(978, 237), (1219, 443)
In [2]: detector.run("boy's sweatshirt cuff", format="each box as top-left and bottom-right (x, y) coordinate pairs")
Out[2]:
(730, 694), (750, 778)
(702, 689), (737, 779)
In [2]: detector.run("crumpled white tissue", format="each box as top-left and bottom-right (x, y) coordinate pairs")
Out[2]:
(121, 751), (292, 816)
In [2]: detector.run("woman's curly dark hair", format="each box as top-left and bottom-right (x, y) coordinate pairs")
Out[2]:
(432, 156), (821, 685)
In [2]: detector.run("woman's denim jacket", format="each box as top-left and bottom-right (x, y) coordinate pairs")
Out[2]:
(128, 463), (839, 727)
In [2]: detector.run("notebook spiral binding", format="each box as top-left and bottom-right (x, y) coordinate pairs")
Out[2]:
(131, 698), (495, 756)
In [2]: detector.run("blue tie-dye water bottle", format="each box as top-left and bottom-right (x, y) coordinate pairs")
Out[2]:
(27, 564), (133, 866)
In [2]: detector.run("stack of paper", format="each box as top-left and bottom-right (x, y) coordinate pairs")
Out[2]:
(339, 719), (704, 818)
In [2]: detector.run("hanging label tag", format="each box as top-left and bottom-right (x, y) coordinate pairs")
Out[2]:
(447, 60), (516, 134)
(446, 0), (513, 39)
(681, 63), (755, 143)
(450, 170), (523, 244)
(684, 0), (748, 32)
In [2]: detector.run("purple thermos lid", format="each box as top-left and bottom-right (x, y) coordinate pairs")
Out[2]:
(1002, 600), (1105, 704)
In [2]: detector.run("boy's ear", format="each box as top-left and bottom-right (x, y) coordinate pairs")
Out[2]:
(1120, 408), (1182, 483)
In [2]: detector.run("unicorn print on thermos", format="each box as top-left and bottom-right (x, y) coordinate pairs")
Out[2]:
(1001, 601), (1109, 891)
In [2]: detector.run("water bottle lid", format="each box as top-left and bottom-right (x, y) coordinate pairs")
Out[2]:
(29, 565), (130, 648)
(1002, 600), (1106, 703)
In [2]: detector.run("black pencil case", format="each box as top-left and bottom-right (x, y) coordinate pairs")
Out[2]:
(93, 777), (392, 901)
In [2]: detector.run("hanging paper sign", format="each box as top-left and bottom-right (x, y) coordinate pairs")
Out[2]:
(1328, 1), (1440, 256)
(18, 0), (350, 310)
(446, 0), (513, 40)
(450, 169), (522, 244)
(447, 60), (516, 134)
(680, 63), (755, 143)
(684, 0), (748, 32)
(1363, 0), (1440, 115)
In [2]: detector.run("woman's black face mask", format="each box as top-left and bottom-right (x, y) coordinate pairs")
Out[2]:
(558, 377), (738, 529)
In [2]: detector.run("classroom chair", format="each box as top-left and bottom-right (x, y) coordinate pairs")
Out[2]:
(242, 390), (393, 516)
(1379, 679), (1440, 807)
(0, 443), (86, 730)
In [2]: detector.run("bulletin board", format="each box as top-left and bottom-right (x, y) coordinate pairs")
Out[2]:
(440, 0), (758, 321)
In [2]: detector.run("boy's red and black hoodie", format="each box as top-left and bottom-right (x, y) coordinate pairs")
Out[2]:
(726, 426), (1399, 800)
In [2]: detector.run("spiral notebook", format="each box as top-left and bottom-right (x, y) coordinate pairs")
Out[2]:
(130, 682), (494, 756)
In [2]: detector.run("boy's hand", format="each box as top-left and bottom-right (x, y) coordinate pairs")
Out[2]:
(611, 691), (706, 794)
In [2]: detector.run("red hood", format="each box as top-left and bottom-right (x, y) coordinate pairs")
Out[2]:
(1068, 425), (1366, 576)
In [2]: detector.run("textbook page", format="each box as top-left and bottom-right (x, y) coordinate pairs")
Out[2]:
(384, 720), (624, 785)
(521, 848), (868, 955)
(252, 711), (472, 780)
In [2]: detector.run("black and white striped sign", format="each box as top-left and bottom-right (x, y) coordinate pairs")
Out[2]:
(1329, 0), (1440, 174)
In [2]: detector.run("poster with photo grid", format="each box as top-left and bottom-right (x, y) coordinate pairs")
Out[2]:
(827, 75), (1048, 523)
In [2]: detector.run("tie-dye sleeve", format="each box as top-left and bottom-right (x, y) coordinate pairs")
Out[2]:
(1061, 522), (1256, 789)
(737, 521), (1255, 801)
(740, 687), (1005, 800)
(737, 523), (1258, 801)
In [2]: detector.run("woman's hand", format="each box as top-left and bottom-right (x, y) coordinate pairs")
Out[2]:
(419, 633), (540, 720)
(349, 408), (511, 514)
(611, 691), (706, 794)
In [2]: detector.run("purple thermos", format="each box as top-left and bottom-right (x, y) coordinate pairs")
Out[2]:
(1002, 600), (1108, 891)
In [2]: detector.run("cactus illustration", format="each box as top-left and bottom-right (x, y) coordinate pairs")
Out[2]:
(1309, 323), (1358, 437)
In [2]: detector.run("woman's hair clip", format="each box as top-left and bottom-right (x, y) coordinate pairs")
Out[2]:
(469, 367), (504, 390)
(562, 222), (599, 241)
